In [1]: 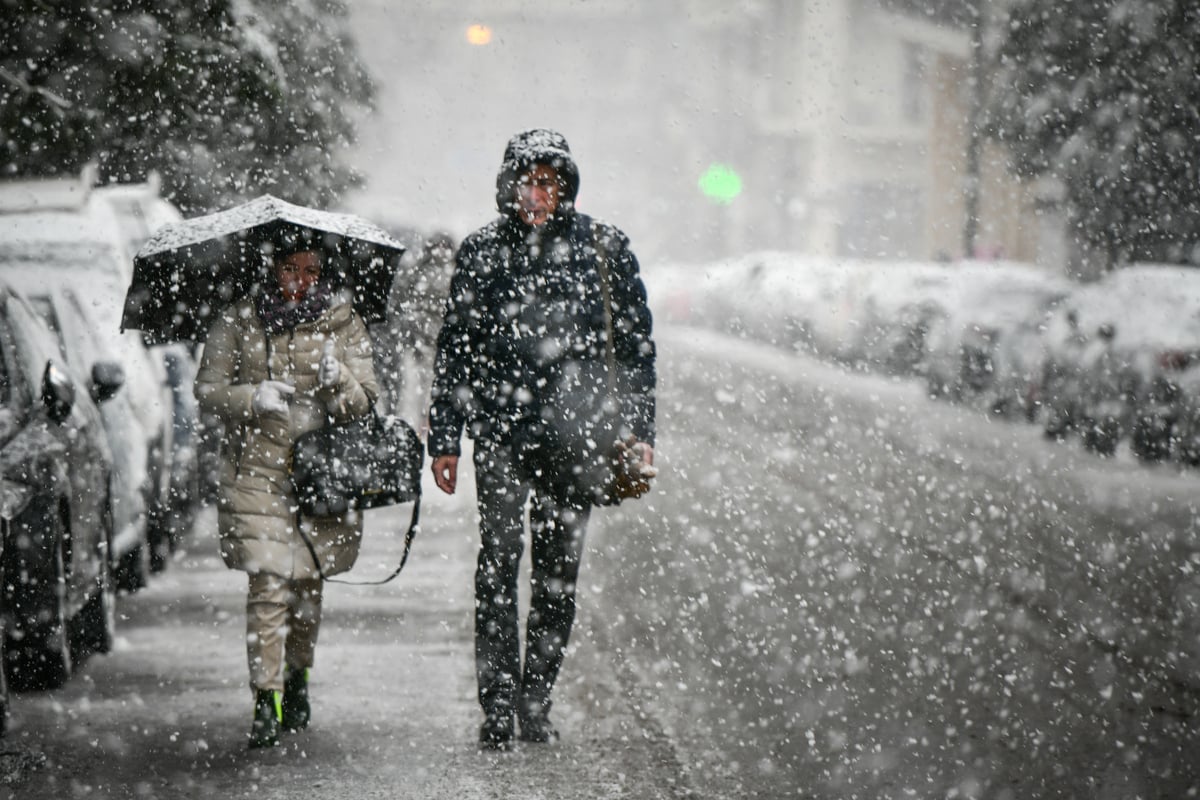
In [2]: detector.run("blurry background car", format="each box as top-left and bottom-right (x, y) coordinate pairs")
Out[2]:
(1045, 266), (1200, 460)
(985, 307), (1056, 423)
(0, 280), (118, 695)
(95, 177), (205, 551)
(921, 265), (1067, 407)
(1131, 359), (1184, 463)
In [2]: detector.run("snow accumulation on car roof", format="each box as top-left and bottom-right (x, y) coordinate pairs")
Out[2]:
(0, 169), (95, 214)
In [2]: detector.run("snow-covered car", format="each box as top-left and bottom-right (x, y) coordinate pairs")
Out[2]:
(922, 263), (1068, 407)
(1048, 266), (1200, 459)
(8, 275), (154, 587)
(845, 262), (954, 376)
(93, 176), (184, 287)
(0, 174), (175, 575)
(986, 307), (1057, 423)
(1130, 359), (1186, 463)
(0, 280), (118, 696)
(95, 179), (205, 540)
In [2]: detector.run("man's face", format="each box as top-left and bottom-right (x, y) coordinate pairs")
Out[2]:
(516, 164), (561, 226)
(274, 250), (322, 302)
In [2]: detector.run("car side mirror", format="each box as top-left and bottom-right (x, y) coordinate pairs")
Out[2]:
(42, 360), (76, 424)
(91, 360), (126, 403)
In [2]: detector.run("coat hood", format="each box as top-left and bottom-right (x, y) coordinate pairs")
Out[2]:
(495, 128), (580, 219)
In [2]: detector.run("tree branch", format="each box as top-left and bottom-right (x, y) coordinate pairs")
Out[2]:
(0, 66), (73, 111)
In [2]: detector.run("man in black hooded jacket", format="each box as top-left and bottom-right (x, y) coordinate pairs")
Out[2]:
(428, 129), (656, 749)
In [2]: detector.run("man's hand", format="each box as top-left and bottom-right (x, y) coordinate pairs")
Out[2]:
(631, 441), (655, 469)
(616, 436), (656, 476)
(432, 454), (459, 495)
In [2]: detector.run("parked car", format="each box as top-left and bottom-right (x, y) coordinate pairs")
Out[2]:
(0, 173), (176, 579)
(981, 307), (1054, 422)
(1130, 360), (1184, 463)
(1047, 266), (1200, 460)
(841, 263), (953, 376)
(922, 265), (1068, 406)
(0, 280), (119, 697)
(96, 178), (205, 545)
(3, 271), (155, 586)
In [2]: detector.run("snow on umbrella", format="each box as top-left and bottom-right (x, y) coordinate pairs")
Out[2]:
(120, 195), (405, 344)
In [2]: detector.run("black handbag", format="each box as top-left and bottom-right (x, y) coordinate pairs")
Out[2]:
(289, 412), (424, 585)
(510, 413), (652, 507)
(290, 412), (422, 517)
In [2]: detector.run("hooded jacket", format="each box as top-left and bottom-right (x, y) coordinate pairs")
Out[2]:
(428, 129), (655, 457)
(195, 295), (379, 579)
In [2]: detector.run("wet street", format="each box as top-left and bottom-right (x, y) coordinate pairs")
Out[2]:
(4, 324), (1200, 799)
(591, 327), (1200, 798)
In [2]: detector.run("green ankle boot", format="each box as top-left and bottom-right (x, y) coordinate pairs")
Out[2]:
(281, 667), (310, 732)
(248, 689), (281, 749)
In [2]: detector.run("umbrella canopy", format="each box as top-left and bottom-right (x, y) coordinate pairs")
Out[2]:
(121, 195), (405, 344)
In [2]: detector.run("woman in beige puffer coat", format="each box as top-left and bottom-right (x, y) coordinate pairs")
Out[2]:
(195, 246), (379, 748)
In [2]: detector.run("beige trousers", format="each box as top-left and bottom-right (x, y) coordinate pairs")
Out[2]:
(246, 572), (323, 692)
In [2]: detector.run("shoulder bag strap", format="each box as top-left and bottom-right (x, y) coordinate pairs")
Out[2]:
(591, 222), (618, 399)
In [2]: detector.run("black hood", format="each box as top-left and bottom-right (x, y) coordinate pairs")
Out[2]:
(495, 128), (580, 219)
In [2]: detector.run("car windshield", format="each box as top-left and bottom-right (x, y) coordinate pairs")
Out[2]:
(4, 294), (55, 401)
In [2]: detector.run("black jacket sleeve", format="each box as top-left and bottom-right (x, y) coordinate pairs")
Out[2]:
(427, 238), (481, 457)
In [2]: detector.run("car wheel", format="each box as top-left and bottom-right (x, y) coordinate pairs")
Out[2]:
(1177, 428), (1200, 467)
(73, 501), (116, 659)
(1131, 415), (1172, 463)
(116, 538), (149, 593)
(1082, 417), (1120, 457)
(147, 502), (171, 574)
(0, 627), (8, 736)
(0, 523), (8, 736)
(4, 501), (73, 692)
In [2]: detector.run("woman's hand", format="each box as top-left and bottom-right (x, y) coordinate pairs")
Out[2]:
(252, 380), (295, 417)
(432, 455), (458, 495)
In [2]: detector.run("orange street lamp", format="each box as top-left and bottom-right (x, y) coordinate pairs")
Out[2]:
(466, 24), (492, 45)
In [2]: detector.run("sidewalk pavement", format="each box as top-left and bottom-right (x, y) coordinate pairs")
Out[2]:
(2, 466), (691, 800)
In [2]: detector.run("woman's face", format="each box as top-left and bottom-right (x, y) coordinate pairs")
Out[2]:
(275, 250), (322, 302)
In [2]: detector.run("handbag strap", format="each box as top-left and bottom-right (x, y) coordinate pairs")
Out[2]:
(293, 489), (421, 586)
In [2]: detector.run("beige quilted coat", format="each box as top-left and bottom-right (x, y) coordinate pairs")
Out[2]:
(195, 296), (379, 579)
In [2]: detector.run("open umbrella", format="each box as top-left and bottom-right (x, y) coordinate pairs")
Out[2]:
(120, 195), (405, 344)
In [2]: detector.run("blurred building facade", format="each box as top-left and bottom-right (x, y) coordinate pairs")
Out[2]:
(346, 0), (1053, 268)
(732, 0), (1055, 265)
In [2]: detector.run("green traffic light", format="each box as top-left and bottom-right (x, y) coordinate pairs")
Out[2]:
(699, 164), (742, 204)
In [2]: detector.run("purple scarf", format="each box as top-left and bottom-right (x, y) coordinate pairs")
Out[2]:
(255, 282), (333, 335)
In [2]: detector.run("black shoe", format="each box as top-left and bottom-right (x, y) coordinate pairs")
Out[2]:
(281, 666), (310, 732)
(479, 713), (514, 751)
(518, 714), (559, 744)
(248, 689), (281, 749)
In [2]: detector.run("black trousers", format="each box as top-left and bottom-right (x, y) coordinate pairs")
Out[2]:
(472, 437), (591, 723)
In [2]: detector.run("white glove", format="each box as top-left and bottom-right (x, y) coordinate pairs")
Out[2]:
(318, 339), (341, 389)
(252, 380), (295, 417)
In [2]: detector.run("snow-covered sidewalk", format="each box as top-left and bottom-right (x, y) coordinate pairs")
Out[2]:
(2, 475), (690, 799)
